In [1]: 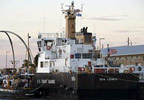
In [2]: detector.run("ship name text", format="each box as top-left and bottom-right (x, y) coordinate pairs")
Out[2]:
(99, 78), (118, 81)
(37, 79), (55, 84)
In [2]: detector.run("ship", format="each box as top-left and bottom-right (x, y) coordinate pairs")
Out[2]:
(33, 1), (144, 100)
(0, 72), (35, 99)
(0, 64), (35, 98)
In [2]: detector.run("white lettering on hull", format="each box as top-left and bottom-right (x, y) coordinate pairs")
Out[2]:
(37, 79), (55, 84)
(71, 76), (76, 81)
(99, 78), (118, 81)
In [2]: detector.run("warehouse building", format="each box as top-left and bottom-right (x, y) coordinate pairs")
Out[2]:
(101, 45), (144, 66)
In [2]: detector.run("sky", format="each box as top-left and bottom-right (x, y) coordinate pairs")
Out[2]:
(0, 0), (144, 68)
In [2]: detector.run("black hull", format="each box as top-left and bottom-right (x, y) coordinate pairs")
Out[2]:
(33, 73), (144, 99)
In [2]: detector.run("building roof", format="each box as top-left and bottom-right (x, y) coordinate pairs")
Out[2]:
(101, 45), (144, 57)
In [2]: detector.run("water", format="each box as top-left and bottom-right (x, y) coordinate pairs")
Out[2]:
(0, 98), (136, 100)
(0, 93), (138, 100)
(0, 97), (138, 100)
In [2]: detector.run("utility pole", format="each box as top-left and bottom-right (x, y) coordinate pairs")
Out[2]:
(44, 17), (45, 33)
(107, 44), (110, 56)
(127, 37), (130, 46)
(6, 51), (10, 69)
(99, 38), (105, 50)
(102, 44), (104, 50)
(107, 44), (110, 49)
(27, 33), (31, 68)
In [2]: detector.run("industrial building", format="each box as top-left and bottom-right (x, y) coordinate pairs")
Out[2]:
(101, 45), (144, 66)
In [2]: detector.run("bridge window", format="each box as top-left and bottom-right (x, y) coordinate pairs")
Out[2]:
(82, 53), (92, 59)
(38, 48), (41, 51)
(45, 40), (53, 46)
(75, 53), (81, 59)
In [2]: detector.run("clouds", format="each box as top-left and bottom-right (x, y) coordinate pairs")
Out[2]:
(83, 15), (128, 21)
(114, 30), (142, 33)
(86, 17), (121, 21)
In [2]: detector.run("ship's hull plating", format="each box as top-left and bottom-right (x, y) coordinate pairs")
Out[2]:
(33, 73), (144, 99)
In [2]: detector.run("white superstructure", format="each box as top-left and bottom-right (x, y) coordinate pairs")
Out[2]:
(37, 32), (96, 73)
(36, 32), (144, 75)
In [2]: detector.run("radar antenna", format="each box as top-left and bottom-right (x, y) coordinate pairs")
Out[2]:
(61, 1), (83, 39)
(61, 1), (82, 16)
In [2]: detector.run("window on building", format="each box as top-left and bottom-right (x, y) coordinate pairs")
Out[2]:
(112, 57), (116, 60)
(121, 57), (124, 60)
(40, 62), (43, 68)
(143, 56), (144, 61)
(131, 56), (133, 58)
(119, 57), (121, 60)
(127, 56), (130, 59)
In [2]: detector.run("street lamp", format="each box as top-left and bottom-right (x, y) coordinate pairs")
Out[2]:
(27, 33), (31, 68)
(99, 38), (105, 50)
(6, 51), (10, 69)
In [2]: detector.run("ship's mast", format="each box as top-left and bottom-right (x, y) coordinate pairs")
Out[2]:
(62, 1), (81, 39)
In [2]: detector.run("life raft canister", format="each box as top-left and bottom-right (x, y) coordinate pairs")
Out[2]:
(129, 67), (135, 72)
(138, 66), (142, 71)
(47, 46), (51, 50)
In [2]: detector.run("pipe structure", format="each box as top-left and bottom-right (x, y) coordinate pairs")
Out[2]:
(0, 30), (32, 65)
(4, 32), (16, 69)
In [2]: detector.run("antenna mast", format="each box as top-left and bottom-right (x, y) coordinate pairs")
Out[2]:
(61, 1), (82, 39)
(127, 37), (130, 46)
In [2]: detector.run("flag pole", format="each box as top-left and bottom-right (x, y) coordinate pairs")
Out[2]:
(107, 44), (110, 57)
